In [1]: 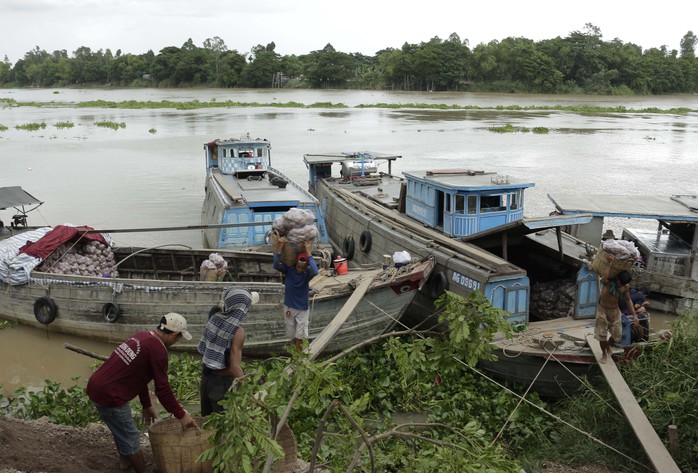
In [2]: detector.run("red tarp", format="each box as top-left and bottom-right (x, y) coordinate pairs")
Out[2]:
(19, 225), (108, 259)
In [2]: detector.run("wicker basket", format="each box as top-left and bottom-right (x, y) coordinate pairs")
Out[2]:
(148, 417), (213, 473)
(271, 230), (312, 267)
(589, 247), (635, 278)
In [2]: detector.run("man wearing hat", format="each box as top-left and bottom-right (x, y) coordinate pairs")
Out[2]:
(198, 287), (258, 415)
(273, 240), (318, 350)
(87, 313), (197, 473)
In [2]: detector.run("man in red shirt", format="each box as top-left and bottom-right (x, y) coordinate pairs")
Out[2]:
(87, 313), (197, 472)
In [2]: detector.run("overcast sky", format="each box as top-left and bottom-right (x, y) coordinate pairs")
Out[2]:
(2, 0), (696, 65)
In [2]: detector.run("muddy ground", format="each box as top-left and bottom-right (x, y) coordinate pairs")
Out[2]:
(0, 415), (621, 473)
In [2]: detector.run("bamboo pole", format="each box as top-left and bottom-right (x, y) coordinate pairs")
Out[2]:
(64, 343), (108, 361)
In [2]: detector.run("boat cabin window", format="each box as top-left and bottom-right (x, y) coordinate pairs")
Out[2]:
(455, 195), (464, 214)
(468, 195), (477, 214)
(509, 191), (519, 210)
(256, 148), (264, 157)
(445, 194), (451, 212)
(481, 194), (506, 213)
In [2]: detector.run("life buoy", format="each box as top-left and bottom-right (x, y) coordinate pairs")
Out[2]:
(34, 297), (58, 325)
(427, 271), (449, 299)
(359, 230), (372, 253)
(342, 235), (355, 260)
(209, 306), (222, 319)
(102, 302), (121, 323)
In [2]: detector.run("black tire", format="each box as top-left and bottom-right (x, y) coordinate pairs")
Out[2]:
(427, 271), (449, 299)
(359, 230), (372, 253)
(209, 306), (222, 319)
(264, 230), (273, 244)
(34, 297), (58, 325)
(342, 235), (355, 260)
(102, 302), (121, 323)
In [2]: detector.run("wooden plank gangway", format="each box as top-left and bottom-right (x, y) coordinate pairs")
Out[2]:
(586, 335), (681, 473)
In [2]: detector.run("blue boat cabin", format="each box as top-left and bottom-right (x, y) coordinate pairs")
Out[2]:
(403, 170), (535, 238)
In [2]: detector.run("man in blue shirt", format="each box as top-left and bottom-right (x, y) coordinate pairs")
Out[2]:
(273, 240), (318, 350)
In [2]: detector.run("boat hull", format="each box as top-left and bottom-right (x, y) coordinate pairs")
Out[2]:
(0, 246), (432, 356)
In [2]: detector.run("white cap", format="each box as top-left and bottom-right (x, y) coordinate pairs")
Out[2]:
(250, 291), (260, 305)
(161, 312), (192, 340)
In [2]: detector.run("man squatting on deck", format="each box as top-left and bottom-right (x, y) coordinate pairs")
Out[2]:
(198, 287), (258, 415)
(273, 239), (319, 351)
(594, 254), (638, 363)
(87, 313), (197, 473)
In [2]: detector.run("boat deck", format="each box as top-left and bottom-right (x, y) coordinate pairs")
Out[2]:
(211, 168), (317, 205)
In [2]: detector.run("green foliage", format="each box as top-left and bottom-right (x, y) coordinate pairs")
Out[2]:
(5, 378), (100, 427)
(0, 124), (8, 131)
(167, 353), (202, 404)
(0, 319), (13, 329)
(15, 122), (46, 131)
(95, 120), (126, 130)
(521, 312), (698, 472)
(148, 128), (157, 134)
(435, 291), (514, 366)
(488, 123), (530, 133)
(53, 121), (74, 128)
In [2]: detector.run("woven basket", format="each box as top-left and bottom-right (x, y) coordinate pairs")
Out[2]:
(148, 417), (213, 473)
(271, 230), (312, 267)
(589, 247), (635, 278)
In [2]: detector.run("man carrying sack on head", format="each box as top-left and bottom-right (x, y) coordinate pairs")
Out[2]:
(198, 287), (258, 415)
(87, 313), (197, 473)
(273, 239), (318, 351)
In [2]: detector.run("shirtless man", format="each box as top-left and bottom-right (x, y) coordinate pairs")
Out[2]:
(594, 256), (638, 363)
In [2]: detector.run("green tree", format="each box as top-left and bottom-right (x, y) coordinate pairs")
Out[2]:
(241, 42), (281, 88)
(680, 31), (697, 58)
(203, 36), (228, 85)
(302, 43), (354, 88)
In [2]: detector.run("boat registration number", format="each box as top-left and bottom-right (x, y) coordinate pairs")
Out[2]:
(451, 271), (481, 291)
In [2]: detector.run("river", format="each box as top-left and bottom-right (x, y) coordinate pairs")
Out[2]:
(0, 88), (695, 395)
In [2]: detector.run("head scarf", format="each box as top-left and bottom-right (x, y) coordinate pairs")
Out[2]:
(197, 287), (253, 370)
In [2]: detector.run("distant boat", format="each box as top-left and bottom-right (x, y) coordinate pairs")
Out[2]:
(0, 226), (434, 356)
(201, 134), (328, 250)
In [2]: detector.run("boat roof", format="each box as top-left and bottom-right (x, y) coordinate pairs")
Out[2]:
(211, 169), (318, 206)
(462, 214), (594, 241)
(303, 152), (402, 166)
(548, 194), (698, 223)
(0, 186), (43, 210)
(403, 170), (535, 192)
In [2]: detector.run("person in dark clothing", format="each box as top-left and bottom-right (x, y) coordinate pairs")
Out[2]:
(87, 313), (197, 473)
(273, 240), (318, 351)
(619, 288), (651, 342)
(198, 287), (258, 416)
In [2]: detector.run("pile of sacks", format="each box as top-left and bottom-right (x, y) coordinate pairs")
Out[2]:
(37, 240), (118, 278)
(200, 253), (228, 281)
(272, 208), (318, 265)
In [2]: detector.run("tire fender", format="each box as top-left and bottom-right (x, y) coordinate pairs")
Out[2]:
(359, 230), (372, 253)
(342, 235), (355, 260)
(102, 302), (121, 323)
(427, 271), (449, 299)
(34, 297), (58, 325)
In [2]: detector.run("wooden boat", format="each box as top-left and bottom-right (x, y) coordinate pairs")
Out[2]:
(302, 152), (640, 397)
(548, 193), (698, 314)
(201, 134), (328, 249)
(0, 227), (435, 356)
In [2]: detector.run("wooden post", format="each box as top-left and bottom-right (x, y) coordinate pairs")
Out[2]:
(668, 425), (680, 457)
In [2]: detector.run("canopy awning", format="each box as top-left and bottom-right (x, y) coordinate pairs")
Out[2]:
(0, 186), (43, 210)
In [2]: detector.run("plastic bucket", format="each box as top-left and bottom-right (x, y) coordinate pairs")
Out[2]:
(333, 257), (348, 275)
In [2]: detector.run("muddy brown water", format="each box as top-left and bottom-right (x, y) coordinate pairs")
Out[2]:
(1, 88), (696, 395)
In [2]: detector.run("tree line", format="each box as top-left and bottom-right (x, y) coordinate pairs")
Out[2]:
(1, 24), (697, 95)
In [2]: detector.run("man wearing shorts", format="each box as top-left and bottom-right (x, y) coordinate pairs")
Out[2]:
(595, 257), (637, 363)
(87, 313), (197, 472)
(273, 240), (318, 351)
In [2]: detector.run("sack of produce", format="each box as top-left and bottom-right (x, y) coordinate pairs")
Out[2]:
(199, 253), (228, 281)
(271, 209), (318, 266)
(590, 239), (639, 278)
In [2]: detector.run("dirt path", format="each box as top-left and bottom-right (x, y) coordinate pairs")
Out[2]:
(0, 415), (621, 473)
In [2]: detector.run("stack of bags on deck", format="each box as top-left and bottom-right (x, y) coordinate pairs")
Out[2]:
(590, 239), (640, 277)
(271, 208), (318, 266)
(200, 253), (228, 281)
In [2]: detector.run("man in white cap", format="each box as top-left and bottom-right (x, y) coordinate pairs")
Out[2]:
(87, 313), (197, 473)
(198, 287), (258, 415)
